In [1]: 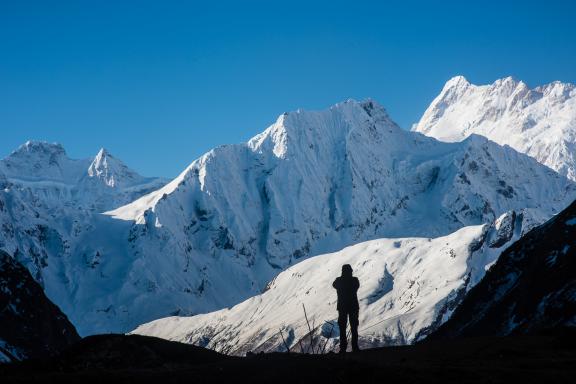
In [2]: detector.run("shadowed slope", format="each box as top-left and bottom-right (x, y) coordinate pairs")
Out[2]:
(430, 199), (576, 339)
(0, 251), (80, 362)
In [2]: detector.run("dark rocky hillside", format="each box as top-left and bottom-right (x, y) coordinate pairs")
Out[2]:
(430, 199), (576, 339)
(0, 250), (80, 361)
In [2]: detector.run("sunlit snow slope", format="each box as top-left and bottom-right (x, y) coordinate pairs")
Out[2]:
(132, 223), (507, 354)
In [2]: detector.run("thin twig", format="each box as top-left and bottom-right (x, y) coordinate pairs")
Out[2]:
(311, 317), (317, 353)
(279, 328), (290, 353)
(302, 303), (314, 354)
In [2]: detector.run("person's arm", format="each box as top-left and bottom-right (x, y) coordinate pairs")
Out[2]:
(332, 277), (340, 289)
(353, 277), (360, 291)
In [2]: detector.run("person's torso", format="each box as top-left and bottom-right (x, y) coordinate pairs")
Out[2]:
(335, 276), (359, 311)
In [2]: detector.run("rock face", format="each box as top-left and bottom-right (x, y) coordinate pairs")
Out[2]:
(0, 250), (79, 362)
(1, 100), (575, 337)
(430, 199), (576, 339)
(488, 210), (517, 248)
(413, 76), (576, 180)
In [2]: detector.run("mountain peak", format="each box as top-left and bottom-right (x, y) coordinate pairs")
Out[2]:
(0, 140), (74, 181)
(494, 75), (519, 85)
(489, 76), (524, 97)
(331, 98), (387, 113)
(247, 99), (400, 159)
(536, 81), (575, 101)
(433, 76), (473, 106)
(358, 98), (391, 119)
(11, 140), (67, 158)
(443, 75), (471, 90)
(89, 147), (113, 172)
(87, 148), (138, 188)
(0, 141), (163, 190)
(95, 147), (110, 158)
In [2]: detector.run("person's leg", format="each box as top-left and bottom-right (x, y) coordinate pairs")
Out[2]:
(349, 310), (359, 352)
(338, 310), (348, 353)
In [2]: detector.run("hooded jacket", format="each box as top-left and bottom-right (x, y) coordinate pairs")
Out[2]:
(332, 268), (360, 312)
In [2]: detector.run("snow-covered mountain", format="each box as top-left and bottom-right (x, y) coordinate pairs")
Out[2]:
(431, 198), (576, 339)
(413, 76), (576, 180)
(95, 100), (574, 338)
(131, 221), (509, 354)
(2, 99), (575, 339)
(0, 141), (167, 213)
(0, 142), (167, 304)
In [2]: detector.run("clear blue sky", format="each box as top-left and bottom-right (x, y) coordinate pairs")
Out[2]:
(1, 1), (575, 177)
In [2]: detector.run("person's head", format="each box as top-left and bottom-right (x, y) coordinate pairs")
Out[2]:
(341, 264), (353, 277)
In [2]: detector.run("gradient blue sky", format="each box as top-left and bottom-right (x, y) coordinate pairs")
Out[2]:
(1, 1), (575, 177)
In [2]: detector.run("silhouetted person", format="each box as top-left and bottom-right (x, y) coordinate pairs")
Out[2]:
(332, 264), (360, 353)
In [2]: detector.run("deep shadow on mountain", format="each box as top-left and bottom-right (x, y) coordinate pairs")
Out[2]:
(0, 251), (79, 361)
(430, 199), (576, 339)
(1, 330), (575, 383)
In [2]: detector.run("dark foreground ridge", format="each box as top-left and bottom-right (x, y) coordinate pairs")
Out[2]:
(2, 330), (575, 383)
(431, 199), (576, 339)
(0, 250), (80, 361)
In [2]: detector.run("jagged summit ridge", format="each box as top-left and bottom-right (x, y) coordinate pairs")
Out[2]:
(1, 140), (162, 190)
(16, 140), (67, 155)
(413, 76), (576, 180)
(442, 75), (471, 90)
(109, 99), (406, 220)
(248, 98), (400, 159)
(1, 140), (78, 182)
